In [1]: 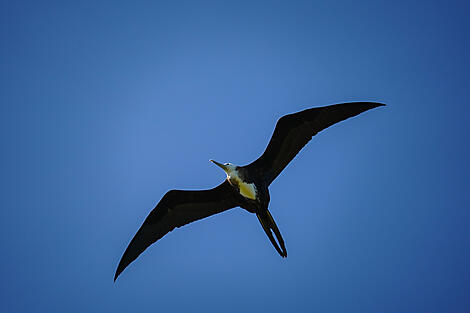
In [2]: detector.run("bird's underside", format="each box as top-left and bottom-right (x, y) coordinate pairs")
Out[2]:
(114, 101), (385, 281)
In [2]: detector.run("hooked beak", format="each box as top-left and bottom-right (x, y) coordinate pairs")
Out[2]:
(209, 159), (228, 172)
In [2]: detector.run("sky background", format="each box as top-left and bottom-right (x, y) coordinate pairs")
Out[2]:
(1, 0), (469, 312)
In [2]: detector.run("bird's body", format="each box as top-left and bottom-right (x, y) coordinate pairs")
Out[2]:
(114, 102), (385, 281)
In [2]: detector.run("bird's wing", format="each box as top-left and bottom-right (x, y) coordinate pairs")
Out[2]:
(114, 180), (239, 281)
(244, 102), (385, 185)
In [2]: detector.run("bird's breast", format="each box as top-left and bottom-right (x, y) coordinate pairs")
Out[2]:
(238, 181), (257, 200)
(228, 173), (257, 200)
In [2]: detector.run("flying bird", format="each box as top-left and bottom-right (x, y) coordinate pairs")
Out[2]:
(114, 102), (385, 281)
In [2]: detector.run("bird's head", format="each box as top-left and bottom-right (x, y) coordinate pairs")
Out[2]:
(210, 160), (237, 176)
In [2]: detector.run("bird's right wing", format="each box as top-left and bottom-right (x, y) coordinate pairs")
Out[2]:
(244, 102), (385, 185)
(114, 180), (239, 281)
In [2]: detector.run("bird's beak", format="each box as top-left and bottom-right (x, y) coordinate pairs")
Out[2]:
(210, 160), (228, 172)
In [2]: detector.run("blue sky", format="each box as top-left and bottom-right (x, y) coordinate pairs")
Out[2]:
(1, 0), (469, 312)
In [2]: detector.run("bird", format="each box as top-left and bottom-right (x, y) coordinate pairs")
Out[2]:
(114, 101), (385, 281)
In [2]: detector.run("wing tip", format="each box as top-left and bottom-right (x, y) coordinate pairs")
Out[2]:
(352, 101), (386, 113)
(356, 101), (386, 108)
(114, 254), (130, 282)
(368, 102), (386, 108)
(114, 264), (123, 282)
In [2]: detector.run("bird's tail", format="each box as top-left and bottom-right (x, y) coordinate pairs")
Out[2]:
(256, 209), (287, 257)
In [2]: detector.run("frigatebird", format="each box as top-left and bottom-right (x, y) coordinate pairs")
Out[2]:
(114, 102), (384, 281)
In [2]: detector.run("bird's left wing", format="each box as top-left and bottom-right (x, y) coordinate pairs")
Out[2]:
(244, 102), (385, 185)
(114, 180), (239, 281)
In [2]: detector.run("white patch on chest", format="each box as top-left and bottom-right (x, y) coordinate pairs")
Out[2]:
(227, 170), (257, 200)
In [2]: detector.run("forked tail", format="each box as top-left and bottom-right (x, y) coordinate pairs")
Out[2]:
(256, 209), (287, 257)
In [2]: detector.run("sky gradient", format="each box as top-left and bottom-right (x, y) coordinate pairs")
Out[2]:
(1, 1), (469, 312)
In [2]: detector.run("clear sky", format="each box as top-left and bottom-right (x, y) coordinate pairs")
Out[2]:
(1, 0), (469, 312)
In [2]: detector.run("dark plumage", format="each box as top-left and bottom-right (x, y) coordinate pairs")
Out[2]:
(114, 101), (385, 281)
